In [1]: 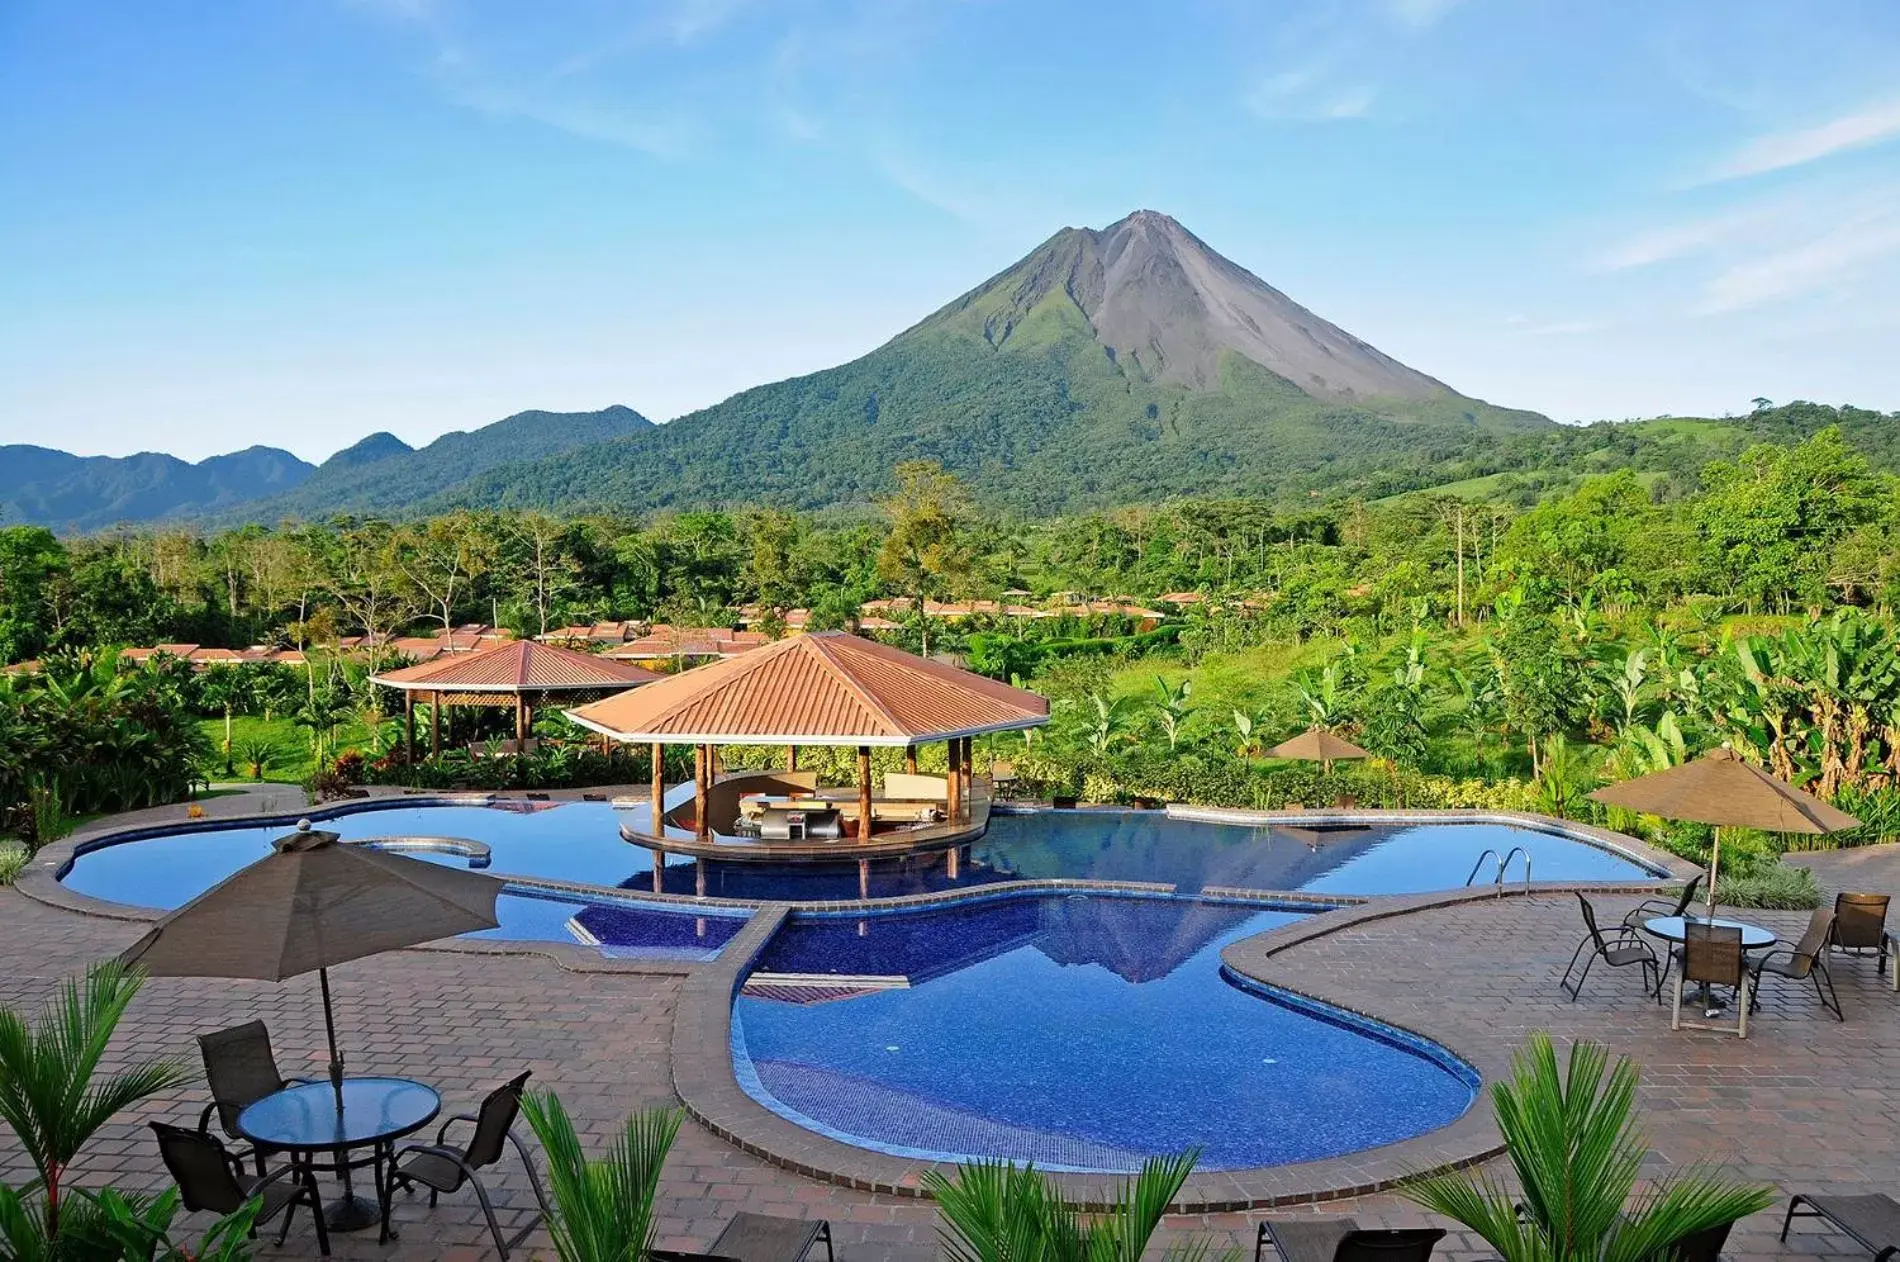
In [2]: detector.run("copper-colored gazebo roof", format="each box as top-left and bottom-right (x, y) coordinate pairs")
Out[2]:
(565, 631), (1048, 746)
(370, 639), (663, 694)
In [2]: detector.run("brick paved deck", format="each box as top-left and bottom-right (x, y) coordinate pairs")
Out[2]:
(3, 836), (1896, 1261)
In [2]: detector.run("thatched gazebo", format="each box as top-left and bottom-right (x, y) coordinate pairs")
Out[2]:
(371, 639), (662, 762)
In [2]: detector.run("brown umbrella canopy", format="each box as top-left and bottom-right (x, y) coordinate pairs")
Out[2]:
(1267, 728), (1372, 763)
(1587, 748), (1859, 834)
(120, 823), (503, 1099)
(120, 824), (503, 980)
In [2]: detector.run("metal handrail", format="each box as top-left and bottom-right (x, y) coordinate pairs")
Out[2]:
(1499, 846), (1533, 887)
(1464, 849), (1501, 887)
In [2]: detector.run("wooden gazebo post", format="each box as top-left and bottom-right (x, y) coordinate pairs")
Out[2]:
(905, 745), (918, 775)
(693, 743), (711, 897)
(403, 693), (415, 765)
(946, 737), (963, 820)
(650, 741), (666, 894)
(429, 691), (441, 758)
(959, 737), (973, 816)
(856, 745), (873, 842)
(787, 745), (798, 772)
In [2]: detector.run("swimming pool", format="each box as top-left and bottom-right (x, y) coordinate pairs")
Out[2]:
(57, 801), (1662, 916)
(732, 892), (1478, 1171)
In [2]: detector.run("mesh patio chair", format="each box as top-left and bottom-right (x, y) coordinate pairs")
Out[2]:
(1254, 1217), (1445, 1262)
(390, 1071), (549, 1261)
(1750, 907), (1842, 1021)
(1561, 893), (1660, 1001)
(1620, 874), (1703, 933)
(1782, 1193), (1900, 1262)
(650, 1211), (836, 1262)
(196, 1021), (309, 1174)
(150, 1122), (330, 1256)
(1829, 892), (1891, 972)
(1671, 920), (1752, 1037)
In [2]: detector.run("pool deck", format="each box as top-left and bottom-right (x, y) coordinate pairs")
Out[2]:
(4, 798), (1899, 1260)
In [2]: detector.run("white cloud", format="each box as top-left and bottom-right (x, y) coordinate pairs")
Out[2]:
(1245, 68), (1377, 122)
(1699, 210), (1900, 312)
(1705, 95), (1900, 182)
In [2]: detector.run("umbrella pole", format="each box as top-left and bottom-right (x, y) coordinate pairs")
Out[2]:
(319, 967), (345, 1112)
(1708, 828), (1722, 916)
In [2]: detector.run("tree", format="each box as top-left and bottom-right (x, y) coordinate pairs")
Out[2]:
(507, 513), (583, 636)
(0, 528), (65, 665)
(876, 461), (971, 657)
(395, 512), (498, 634)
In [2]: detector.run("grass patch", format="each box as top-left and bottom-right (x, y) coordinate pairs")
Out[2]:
(1717, 862), (1821, 910)
(197, 714), (378, 783)
(0, 842), (27, 886)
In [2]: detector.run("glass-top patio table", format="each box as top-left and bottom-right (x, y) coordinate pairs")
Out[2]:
(238, 1076), (439, 1240)
(1643, 915), (1777, 1017)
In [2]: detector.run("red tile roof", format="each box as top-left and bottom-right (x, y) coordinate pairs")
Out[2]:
(566, 631), (1048, 746)
(371, 639), (663, 693)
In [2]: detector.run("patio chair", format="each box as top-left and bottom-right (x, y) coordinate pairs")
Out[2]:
(1670, 920), (1752, 1037)
(196, 1020), (308, 1174)
(650, 1210), (836, 1262)
(1561, 893), (1660, 1001)
(150, 1122), (330, 1257)
(1254, 1216), (1445, 1262)
(1781, 1192), (1900, 1262)
(390, 1071), (549, 1261)
(1829, 892), (1891, 971)
(1749, 906), (1843, 1021)
(1619, 874), (1703, 933)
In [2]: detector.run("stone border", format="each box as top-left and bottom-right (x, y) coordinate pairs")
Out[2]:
(667, 875), (1683, 1211)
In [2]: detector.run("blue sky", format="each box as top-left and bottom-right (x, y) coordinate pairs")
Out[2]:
(3, 0), (1898, 462)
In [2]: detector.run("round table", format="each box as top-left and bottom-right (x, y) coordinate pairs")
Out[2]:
(1641, 915), (1778, 950)
(238, 1077), (439, 1237)
(1642, 916), (1777, 1018)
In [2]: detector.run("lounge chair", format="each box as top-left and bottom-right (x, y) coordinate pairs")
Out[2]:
(1254, 1217), (1444, 1262)
(1829, 892), (1891, 970)
(196, 1020), (308, 1174)
(150, 1122), (330, 1256)
(650, 1210), (836, 1262)
(1749, 906), (1842, 1021)
(391, 1071), (549, 1261)
(1782, 1193), (1900, 1262)
(1561, 893), (1661, 1001)
(1670, 921), (1752, 1037)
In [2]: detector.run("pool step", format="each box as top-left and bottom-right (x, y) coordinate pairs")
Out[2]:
(742, 973), (910, 1005)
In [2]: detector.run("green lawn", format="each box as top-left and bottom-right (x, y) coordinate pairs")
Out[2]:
(198, 714), (379, 783)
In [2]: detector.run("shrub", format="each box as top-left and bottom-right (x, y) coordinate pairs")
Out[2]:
(0, 843), (25, 886)
(1717, 861), (1821, 910)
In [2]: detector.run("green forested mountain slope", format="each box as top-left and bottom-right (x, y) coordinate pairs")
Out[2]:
(431, 211), (1550, 516)
(0, 445), (315, 531)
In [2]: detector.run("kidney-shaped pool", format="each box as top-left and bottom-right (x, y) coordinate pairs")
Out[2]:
(731, 891), (1479, 1172)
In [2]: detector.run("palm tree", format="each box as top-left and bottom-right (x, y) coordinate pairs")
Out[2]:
(1402, 1034), (1773, 1262)
(519, 1091), (680, 1262)
(0, 960), (190, 1240)
(926, 1151), (1237, 1261)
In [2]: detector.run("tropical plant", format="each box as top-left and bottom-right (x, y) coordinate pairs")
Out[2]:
(0, 842), (26, 886)
(925, 1150), (1238, 1262)
(518, 1091), (681, 1262)
(233, 736), (281, 782)
(0, 960), (192, 1245)
(1151, 676), (1194, 751)
(1402, 1033), (1774, 1262)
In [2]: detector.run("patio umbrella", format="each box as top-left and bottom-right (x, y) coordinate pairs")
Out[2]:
(1267, 727), (1372, 774)
(119, 821), (503, 1109)
(1587, 747), (1858, 914)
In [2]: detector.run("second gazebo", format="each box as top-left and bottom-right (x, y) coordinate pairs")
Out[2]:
(371, 639), (663, 762)
(565, 632), (1048, 891)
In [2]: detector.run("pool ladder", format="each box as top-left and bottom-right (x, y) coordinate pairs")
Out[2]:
(1464, 846), (1532, 895)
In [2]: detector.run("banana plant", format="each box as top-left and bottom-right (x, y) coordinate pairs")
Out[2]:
(1150, 676), (1194, 751)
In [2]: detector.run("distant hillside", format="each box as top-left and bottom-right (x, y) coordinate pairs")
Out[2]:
(228, 405), (654, 521)
(0, 445), (315, 532)
(432, 210), (1550, 516)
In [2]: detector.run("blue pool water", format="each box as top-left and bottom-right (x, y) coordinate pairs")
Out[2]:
(732, 892), (1478, 1171)
(479, 889), (748, 960)
(59, 801), (1661, 914)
